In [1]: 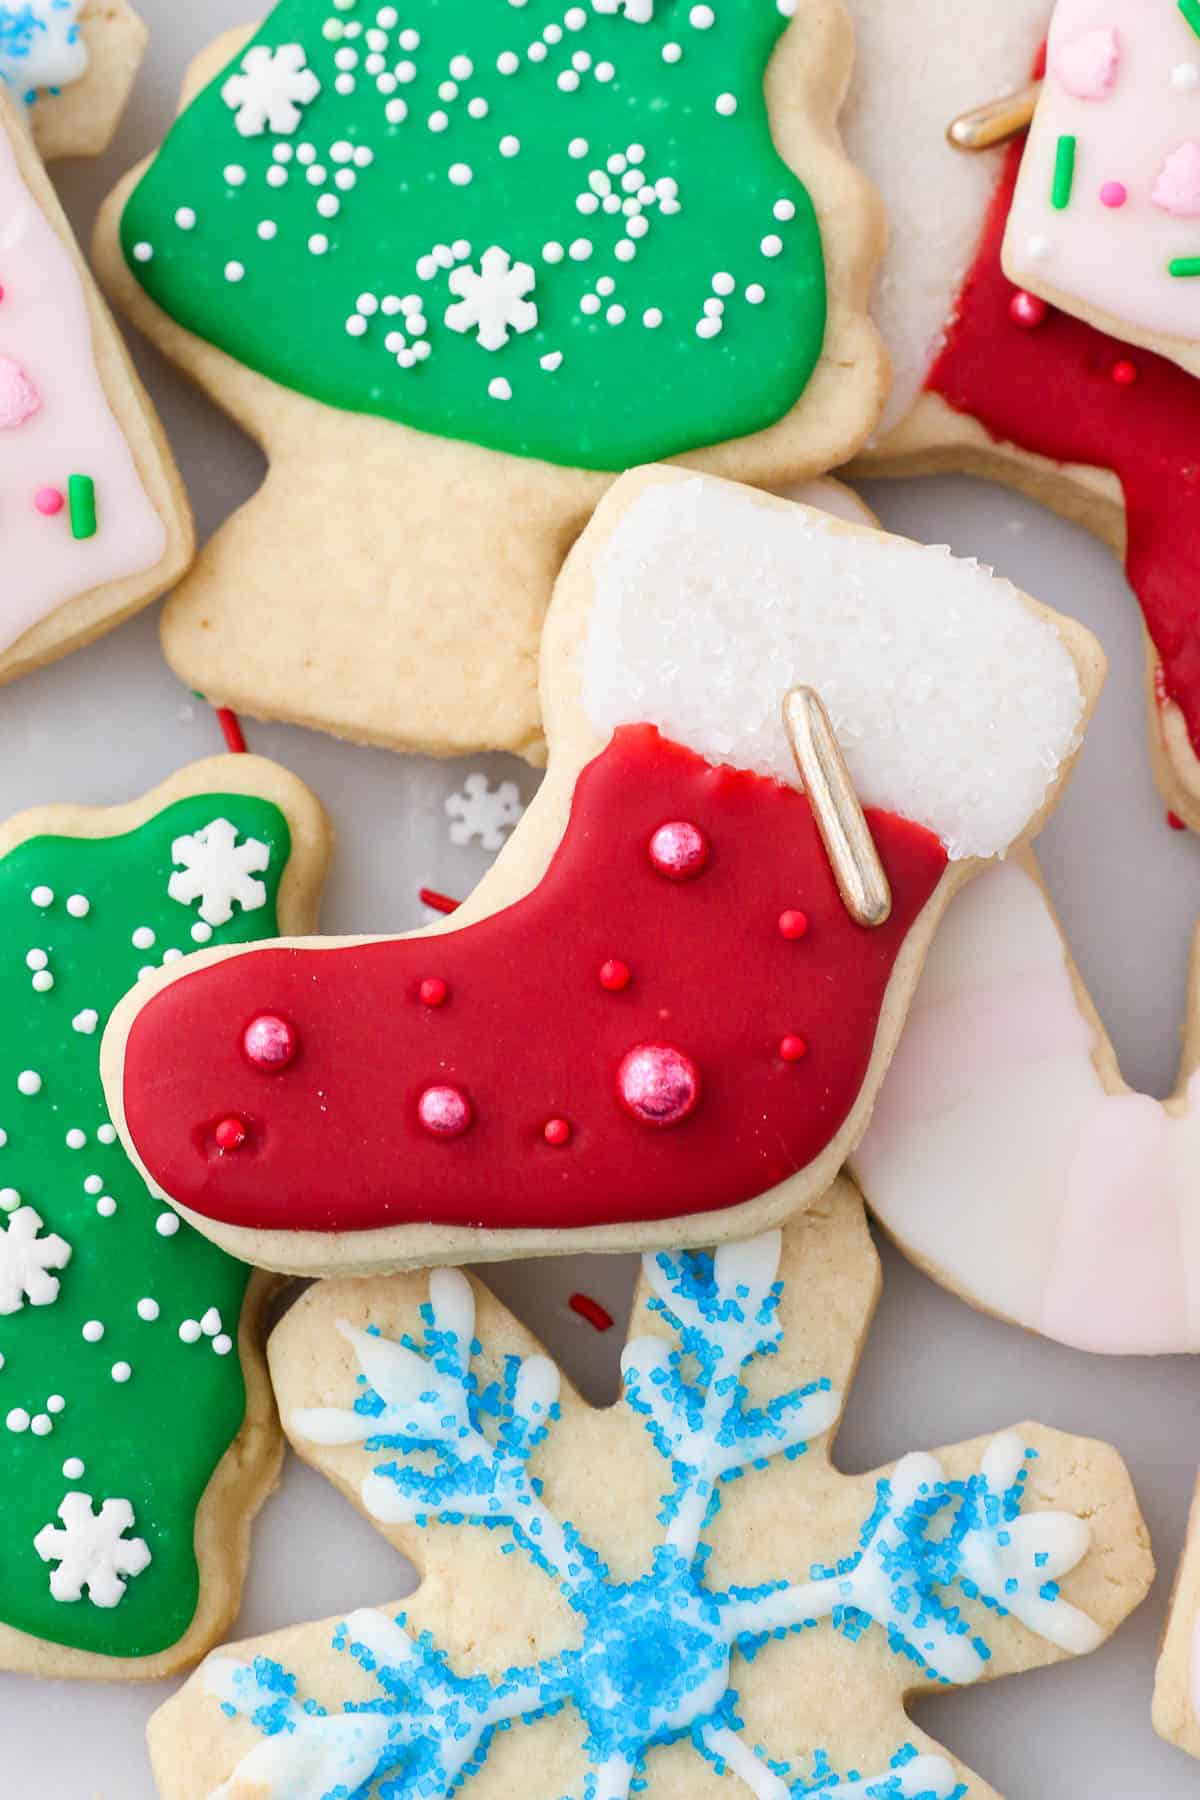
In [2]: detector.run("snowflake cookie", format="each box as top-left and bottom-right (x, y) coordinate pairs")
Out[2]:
(105, 468), (1101, 1278)
(147, 1179), (1152, 1800)
(0, 754), (329, 1680)
(0, 0), (147, 160)
(95, 0), (886, 760)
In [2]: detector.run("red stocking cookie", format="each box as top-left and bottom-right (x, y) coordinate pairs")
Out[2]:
(841, 0), (1200, 828)
(101, 466), (1101, 1274)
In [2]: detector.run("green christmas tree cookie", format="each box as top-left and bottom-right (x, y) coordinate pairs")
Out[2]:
(0, 755), (328, 1678)
(95, 0), (883, 758)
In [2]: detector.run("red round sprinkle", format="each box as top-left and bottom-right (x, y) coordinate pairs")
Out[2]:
(1008, 291), (1048, 330)
(418, 1084), (472, 1138)
(599, 959), (632, 991)
(778, 909), (809, 940)
(648, 820), (710, 881)
(34, 486), (64, 517)
(1111, 359), (1138, 386)
(242, 1013), (298, 1071)
(616, 1044), (701, 1128)
(780, 1034), (808, 1063)
(543, 1117), (572, 1146)
(214, 1118), (247, 1153)
(419, 977), (449, 1008)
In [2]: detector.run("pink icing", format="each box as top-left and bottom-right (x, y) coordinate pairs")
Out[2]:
(1054, 25), (1121, 101)
(1041, 1093), (1189, 1353)
(0, 354), (39, 428)
(0, 124), (166, 653)
(1153, 141), (1200, 217)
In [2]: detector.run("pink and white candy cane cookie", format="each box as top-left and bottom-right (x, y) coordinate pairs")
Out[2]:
(1004, 0), (1200, 380)
(1, 1), (149, 161)
(0, 91), (192, 689)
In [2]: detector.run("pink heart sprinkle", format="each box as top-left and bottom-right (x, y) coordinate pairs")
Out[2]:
(1054, 26), (1121, 101)
(0, 354), (40, 429)
(1154, 141), (1200, 217)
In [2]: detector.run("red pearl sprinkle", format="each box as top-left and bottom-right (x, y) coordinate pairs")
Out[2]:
(1008, 290), (1048, 329)
(543, 1117), (572, 1146)
(417, 1084), (473, 1138)
(242, 1013), (298, 1071)
(419, 977), (449, 1007)
(1111, 359), (1138, 386)
(34, 486), (64, 517)
(214, 1118), (247, 1153)
(599, 959), (632, 991)
(648, 820), (710, 881)
(616, 1044), (701, 1128)
(778, 909), (809, 940)
(780, 1034), (808, 1063)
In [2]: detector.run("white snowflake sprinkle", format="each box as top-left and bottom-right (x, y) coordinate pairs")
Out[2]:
(168, 819), (271, 928)
(445, 774), (525, 851)
(33, 1494), (151, 1609)
(0, 1208), (71, 1315)
(444, 246), (537, 351)
(222, 43), (321, 138)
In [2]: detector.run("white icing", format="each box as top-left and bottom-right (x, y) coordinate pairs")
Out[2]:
(853, 859), (1200, 1353)
(0, 2), (88, 105)
(582, 479), (1086, 860)
(838, 0), (1050, 435)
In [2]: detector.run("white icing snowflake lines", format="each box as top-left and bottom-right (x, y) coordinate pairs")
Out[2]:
(445, 772), (525, 850)
(168, 818), (271, 932)
(222, 43), (321, 137)
(33, 1493), (150, 1608)
(198, 1200), (1123, 1800)
(0, 1207), (70, 1316)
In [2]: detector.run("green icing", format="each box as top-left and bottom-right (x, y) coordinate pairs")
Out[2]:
(0, 793), (291, 1659)
(120, 0), (827, 470)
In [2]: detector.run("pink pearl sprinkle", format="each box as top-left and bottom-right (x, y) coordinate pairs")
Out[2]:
(418, 1084), (473, 1138)
(242, 1013), (298, 1071)
(616, 1044), (701, 1128)
(648, 820), (710, 882)
(1100, 180), (1127, 209)
(34, 486), (64, 517)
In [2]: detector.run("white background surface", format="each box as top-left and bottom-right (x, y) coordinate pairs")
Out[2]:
(4, 5), (1200, 1793)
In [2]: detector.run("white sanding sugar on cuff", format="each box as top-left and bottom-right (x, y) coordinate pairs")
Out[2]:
(580, 478), (1086, 862)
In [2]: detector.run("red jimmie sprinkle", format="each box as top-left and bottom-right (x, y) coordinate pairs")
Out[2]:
(214, 707), (247, 754)
(1168, 812), (1187, 832)
(569, 1292), (614, 1332)
(419, 888), (461, 916)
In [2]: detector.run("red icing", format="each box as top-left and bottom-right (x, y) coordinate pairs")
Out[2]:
(122, 727), (947, 1235)
(927, 143), (1200, 757)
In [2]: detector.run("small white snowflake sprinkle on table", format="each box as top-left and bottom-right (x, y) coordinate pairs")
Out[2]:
(445, 774), (525, 851)
(168, 819), (271, 928)
(222, 42), (321, 137)
(33, 1494), (151, 1609)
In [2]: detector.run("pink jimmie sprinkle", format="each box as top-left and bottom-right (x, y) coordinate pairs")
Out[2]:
(34, 486), (64, 517)
(1100, 181), (1127, 209)
(0, 355), (40, 430)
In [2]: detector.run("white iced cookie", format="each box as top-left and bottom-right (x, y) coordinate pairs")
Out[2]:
(2, 0), (148, 160)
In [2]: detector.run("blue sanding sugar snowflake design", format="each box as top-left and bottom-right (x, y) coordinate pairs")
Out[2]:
(0, 2), (85, 105)
(208, 1231), (1104, 1800)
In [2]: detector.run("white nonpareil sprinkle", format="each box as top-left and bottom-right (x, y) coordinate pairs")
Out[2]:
(582, 478), (1086, 862)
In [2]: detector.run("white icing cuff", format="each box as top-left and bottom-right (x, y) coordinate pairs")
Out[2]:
(581, 478), (1085, 862)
